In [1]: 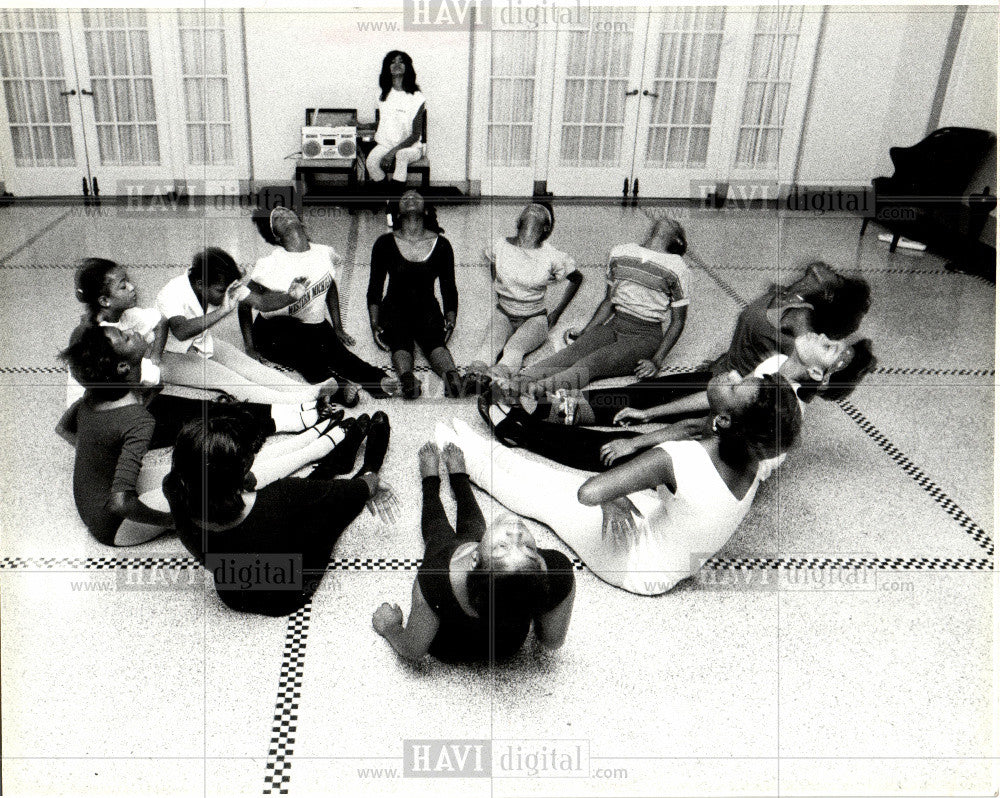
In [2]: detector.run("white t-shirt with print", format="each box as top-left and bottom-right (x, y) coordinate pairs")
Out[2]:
(606, 243), (690, 325)
(375, 89), (426, 147)
(157, 273), (218, 357)
(250, 243), (339, 325)
(486, 237), (577, 318)
(99, 306), (162, 345)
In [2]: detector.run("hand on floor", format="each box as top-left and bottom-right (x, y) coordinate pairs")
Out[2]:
(372, 602), (403, 635)
(366, 477), (400, 524)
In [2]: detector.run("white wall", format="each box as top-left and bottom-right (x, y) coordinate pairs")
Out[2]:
(796, 5), (954, 186)
(940, 7), (998, 131)
(242, 7), (470, 185)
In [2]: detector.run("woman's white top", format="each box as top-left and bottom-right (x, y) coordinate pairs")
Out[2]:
(486, 237), (577, 317)
(250, 244), (339, 325)
(621, 440), (759, 595)
(375, 89), (426, 147)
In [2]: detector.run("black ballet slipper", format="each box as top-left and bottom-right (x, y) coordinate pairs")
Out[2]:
(463, 371), (492, 397)
(400, 371), (422, 400)
(443, 370), (464, 398)
(309, 417), (365, 479)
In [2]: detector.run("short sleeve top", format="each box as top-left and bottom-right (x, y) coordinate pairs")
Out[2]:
(417, 540), (575, 662)
(70, 400), (156, 544)
(250, 244), (339, 325)
(488, 237), (577, 318)
(157, 273), (217, 356)
(712, 290), (813, 376)
(375, 89), (426, 147)
(606, 243), (690, 324)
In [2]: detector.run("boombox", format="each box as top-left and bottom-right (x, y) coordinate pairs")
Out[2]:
(301, 126), (357, 159)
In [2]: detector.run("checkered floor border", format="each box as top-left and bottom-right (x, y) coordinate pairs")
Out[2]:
(704, 555), (993, 571)
(262, 604), (312, 795)
(838, 400), (994, 557)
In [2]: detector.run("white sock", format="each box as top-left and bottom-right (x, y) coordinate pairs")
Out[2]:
(271, 404), (320, 432)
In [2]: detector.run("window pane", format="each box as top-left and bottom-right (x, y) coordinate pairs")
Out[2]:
(580, 126), (600, 160)
(560, 125), (580, 162)
(184, 78), (205, 121)
(187, 123), (206, 163)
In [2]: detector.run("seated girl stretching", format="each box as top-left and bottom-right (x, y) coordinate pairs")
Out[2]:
(152, 248), (329, 404)
(439, 371), (801, 595)
(465, 202), (583, 393)
(372, 441), (575, 662)
(558, 261), (871, 427)
(516, 217), (690, 397)
(485, 332), (875, 472)
(367, 190), (462, 399)
(165, 409), (395, 617)
(74, 258), (168, 386)
(59, 325), (350, 547)
(240, 207), (399, 400)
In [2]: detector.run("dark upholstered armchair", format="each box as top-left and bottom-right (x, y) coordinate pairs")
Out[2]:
(859, 127), (996, 254)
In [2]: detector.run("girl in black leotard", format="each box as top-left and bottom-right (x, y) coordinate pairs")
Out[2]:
(367, 190), (462, 399)
(372, 441), (575, 662)
(164, 410), (395, 616)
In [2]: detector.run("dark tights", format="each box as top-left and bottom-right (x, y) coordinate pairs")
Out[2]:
(583, 369), (715, 424)
(421, 473), (486, 544)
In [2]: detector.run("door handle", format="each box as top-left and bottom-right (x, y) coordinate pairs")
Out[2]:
(625, 88), (639, 97)
(80, 88), (94, 97)
(59, 89), (76, 97)
(642, 89), (659, 98)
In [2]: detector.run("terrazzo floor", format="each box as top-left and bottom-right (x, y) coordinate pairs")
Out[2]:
(0, 199), (995, 796)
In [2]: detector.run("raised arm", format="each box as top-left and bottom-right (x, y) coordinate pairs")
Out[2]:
(243, 280), (302, 313)
(148, 315), (169, 365)
(366, 237), (389, 330)
(373, 578), (440, 662)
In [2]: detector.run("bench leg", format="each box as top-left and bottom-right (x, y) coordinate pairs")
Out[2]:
(889, 233), (900, 253)
(859, 217), (870, 237)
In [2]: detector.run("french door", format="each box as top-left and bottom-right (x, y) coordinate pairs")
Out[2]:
(0, 8), (248, 197)
(471, 5), (821, 198)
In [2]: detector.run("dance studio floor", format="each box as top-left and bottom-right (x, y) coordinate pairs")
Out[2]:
(0, 199), (994, 796)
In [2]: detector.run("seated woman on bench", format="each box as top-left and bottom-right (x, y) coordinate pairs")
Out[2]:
(366, 50), (426, 188)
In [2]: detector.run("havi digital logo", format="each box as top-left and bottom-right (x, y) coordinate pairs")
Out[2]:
(403, 0), (490, 30)
(403, 739), (491, 777)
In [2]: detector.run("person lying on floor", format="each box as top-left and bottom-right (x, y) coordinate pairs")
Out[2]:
(372, 441), (574, 662)
(465, 201), (583, 393)
(440, 371), (801, 596)
(58, 325), (347, 547)
(544, 261), (871, 427)
(240, 206), (399, 401)
(165, 409), (395, 617)
(483, 332), (876, 473)
(513, 217), (690, 398)
(367, 190), (462, 399)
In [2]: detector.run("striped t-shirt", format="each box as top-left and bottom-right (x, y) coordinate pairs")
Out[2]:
(606, 243), (690, 324)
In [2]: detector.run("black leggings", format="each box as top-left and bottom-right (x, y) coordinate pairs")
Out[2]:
(146, 394), (274, 450)
(421, 473), (486, 545)
(584, 369), (715, 424)
(252, 315), (391, 395)
(495, 406), (639, 473)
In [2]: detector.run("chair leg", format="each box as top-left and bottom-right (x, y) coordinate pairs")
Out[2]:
(889, 233), (900, 253)
(859, 217), (870, 237)
(421, 169), (430, 190)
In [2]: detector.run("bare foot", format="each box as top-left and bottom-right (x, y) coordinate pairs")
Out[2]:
(418, 441), (440, 478)
(441, 442), (467, 474)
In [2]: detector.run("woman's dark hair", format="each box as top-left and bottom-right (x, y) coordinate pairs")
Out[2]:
(60, 324), (133, 402)
(190, 247), (241, 288)
(800, 338), (877, 403)
(74, 258), (120, 318)
(645, 217), (687, 256)
(389, 200), (444, 233)
(163, 412), (264, 528)
(467, 562), (548, 628)
(517, 201), (556, 242)
(718, 373), (802, 463)
(378, 50), (420, 101)
(807, 274), (872, 339)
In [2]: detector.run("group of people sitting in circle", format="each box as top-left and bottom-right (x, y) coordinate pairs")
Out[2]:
(58, 192), (876, 664)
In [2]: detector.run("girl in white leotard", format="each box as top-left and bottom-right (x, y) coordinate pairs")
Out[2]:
(437, 371), (802, 595)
